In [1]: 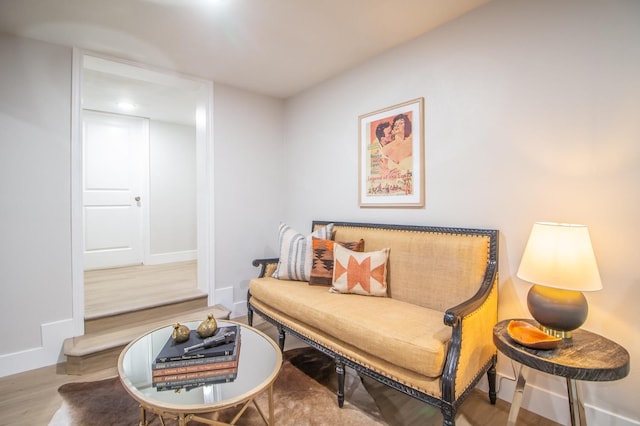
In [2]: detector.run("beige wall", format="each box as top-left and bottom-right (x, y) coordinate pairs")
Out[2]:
(281, 0), (639, 424)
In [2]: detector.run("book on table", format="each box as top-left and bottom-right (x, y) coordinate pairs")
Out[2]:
(152, 356), (239, 377)
(153, 369), (239, 391)
(152, 325), (241, 373)
(152, 366), (238, 388)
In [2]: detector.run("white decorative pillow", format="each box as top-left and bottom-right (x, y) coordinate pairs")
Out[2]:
(331, 244), (390, 297)
(273, 223), (334, 281)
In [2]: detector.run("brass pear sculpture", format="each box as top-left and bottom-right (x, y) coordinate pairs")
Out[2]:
(197, 313), (218, 338)
(171, 323), (190, 343)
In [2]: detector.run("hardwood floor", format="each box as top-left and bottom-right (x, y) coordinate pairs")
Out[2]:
(84, 260), (199, 318)
(0, 315), (561, 426)
(0, 266), (560, 425)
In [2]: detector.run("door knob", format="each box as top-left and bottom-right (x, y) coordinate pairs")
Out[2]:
(135, 196), (141, 202)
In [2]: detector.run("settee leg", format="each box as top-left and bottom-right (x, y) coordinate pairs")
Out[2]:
(336, 358), (345, 408)
(441, 405), (455, 426)
(487, 357), (497, 404)
(277, 325), (286, 351)
(246, 291), (254, 326)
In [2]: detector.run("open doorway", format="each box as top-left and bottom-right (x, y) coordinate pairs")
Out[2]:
(71, 51), (214, 333)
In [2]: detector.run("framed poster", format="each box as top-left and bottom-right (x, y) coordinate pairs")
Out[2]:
(358, 97), (424, 207)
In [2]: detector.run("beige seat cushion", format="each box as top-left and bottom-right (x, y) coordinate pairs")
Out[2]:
(250, 277), (451, 378)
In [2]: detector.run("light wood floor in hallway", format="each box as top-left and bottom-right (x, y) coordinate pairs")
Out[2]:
(84, 260), (201, 318)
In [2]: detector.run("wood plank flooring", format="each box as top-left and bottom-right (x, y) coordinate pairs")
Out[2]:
(0, 315), (561, 426)
(84, 260), (200, 318)
(0, 263), (560, 425)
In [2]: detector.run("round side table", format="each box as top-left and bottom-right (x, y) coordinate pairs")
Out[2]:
(493, 319), (629, 426)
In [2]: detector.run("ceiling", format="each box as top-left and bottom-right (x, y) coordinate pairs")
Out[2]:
(82, 55), (204, 125)
(1, 0), (490, 124)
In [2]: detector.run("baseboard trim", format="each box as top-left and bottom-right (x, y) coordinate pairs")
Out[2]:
(477, 371), (639, 426)
(214, 286), (234, 316)
(232, 300), (248, 319)
(0, 318), (73, 378)
(146, 250), (197, 265)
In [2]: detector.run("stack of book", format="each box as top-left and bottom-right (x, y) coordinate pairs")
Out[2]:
(152, 325), (241, 391)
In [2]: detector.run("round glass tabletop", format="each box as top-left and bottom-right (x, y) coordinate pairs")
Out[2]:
(118, 319), (282, 413)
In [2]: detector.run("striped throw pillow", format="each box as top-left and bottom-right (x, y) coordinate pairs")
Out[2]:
(273, 223), (334, 281)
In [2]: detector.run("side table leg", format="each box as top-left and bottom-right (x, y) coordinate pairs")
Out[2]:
(567, 378), (586, 426)
(507, 364), (529, 426)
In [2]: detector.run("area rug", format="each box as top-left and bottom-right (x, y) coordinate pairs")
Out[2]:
(49, 348), (385, 425)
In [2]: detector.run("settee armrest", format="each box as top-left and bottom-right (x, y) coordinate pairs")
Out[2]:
(443, 260), (497, 327)
(441, 260), (498, 402)
(252, 258), (279, 278)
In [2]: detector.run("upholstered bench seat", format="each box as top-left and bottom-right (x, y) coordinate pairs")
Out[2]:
(250, 276), (451, 378)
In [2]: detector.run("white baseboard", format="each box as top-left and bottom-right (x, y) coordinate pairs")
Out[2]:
(0, 318), (73, 378)
(232, 300), (248, 319)
(476, 372), (639, 426)
(146, 250), (197, 265)
(585, 405), (640, 426)
(214, 286), (234, 317)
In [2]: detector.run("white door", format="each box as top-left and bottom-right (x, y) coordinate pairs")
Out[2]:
(83, 110), (149, 270)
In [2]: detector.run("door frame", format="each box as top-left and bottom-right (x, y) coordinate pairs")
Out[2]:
(70, 48), (215, 336)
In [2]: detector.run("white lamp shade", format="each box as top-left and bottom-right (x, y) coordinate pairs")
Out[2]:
(517, 222), (602, 292)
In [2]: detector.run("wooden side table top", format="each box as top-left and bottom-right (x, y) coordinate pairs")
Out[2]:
(493, 319), (630, 382)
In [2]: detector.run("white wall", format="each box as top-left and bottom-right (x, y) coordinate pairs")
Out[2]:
(149, 120), (197, 261)
(212, 83), (285, 315)
(0, 34), (75, 372)
(1, 1), (638, 423)
(281, 0), (640, 424)
(0, 36), (285, 376)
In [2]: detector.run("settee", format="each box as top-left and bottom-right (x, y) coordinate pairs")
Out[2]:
(247, 221), (498, 425)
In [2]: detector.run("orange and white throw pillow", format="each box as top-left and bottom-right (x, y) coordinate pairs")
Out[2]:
(330, 244), (390, 297)
(310, 237), (365, 286)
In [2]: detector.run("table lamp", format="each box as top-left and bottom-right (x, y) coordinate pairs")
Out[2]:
(517, 222), (602, 339)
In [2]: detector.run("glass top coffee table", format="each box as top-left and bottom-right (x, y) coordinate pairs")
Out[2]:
(118, 319), (282, 425)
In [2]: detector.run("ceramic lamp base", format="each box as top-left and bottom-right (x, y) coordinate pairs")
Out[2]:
(527, 285), (588, 339)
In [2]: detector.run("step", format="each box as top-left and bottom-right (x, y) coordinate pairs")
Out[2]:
(85, 291), (209, 333)
(64, 304), (231, 375)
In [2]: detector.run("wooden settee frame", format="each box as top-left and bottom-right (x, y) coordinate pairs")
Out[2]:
(247, 221), (498, 426)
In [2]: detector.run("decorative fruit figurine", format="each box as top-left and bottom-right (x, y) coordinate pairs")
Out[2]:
(172, 323), (190, 343)
(197, 313), (218, 338)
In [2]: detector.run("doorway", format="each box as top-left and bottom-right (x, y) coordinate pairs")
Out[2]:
(71, 50), (214, 334)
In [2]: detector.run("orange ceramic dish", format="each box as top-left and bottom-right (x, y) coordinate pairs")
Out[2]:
(507, 320), (562, 350)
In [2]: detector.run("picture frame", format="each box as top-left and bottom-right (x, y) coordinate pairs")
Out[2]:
(358, 97), (424, 207)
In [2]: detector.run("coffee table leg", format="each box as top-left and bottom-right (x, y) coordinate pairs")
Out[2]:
(507, 364), (529, 426)
(269, 384), (274, 425)
(139, 405), (147, 426)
